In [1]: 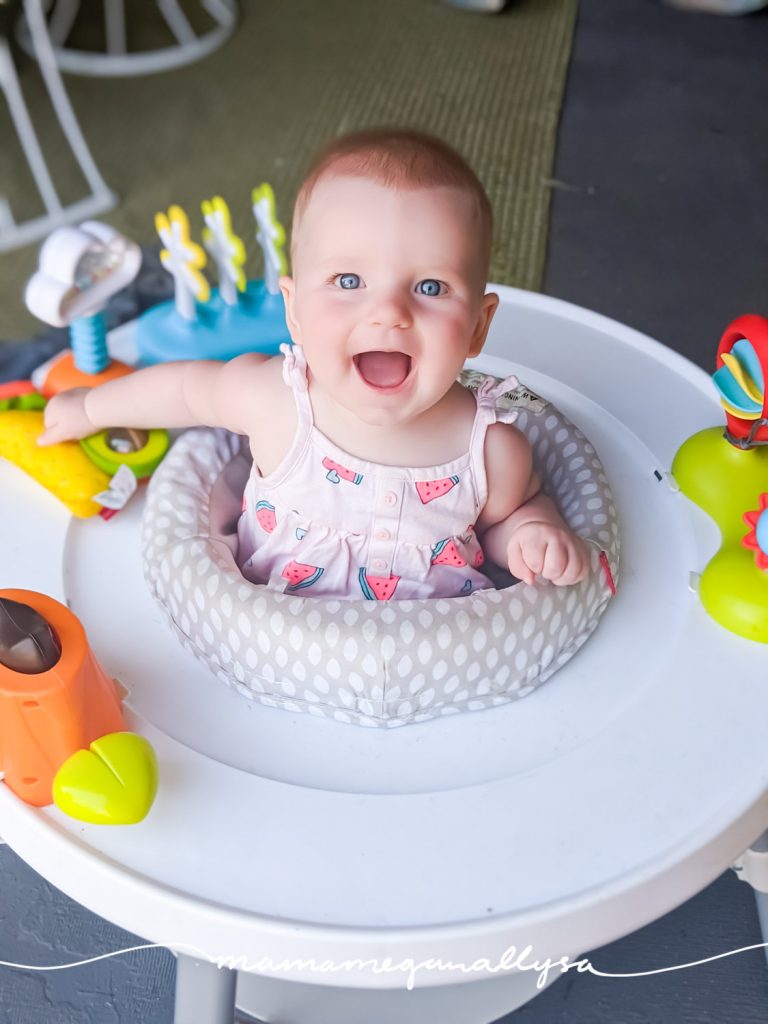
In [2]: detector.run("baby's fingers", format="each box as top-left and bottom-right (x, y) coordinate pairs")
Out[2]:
(507, 538), (537, 585)
(513, 534), (550, 584)
(541, 540), (569, 582)
(36, 424), (63, 446)
(551, 541), (590, 586)
(37, 412), (72, 446)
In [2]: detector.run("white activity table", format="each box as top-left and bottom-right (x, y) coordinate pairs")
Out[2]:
(1, 286), (767, 1024)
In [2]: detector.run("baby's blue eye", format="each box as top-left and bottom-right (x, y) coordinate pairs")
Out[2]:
(337, 274), (361, 289)
(416, 279), (443, 296)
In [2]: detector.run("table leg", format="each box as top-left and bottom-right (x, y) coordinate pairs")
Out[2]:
(733, 829), (768, 968)
(174, 954), (237, 1024)
(749, 831), (768, 968)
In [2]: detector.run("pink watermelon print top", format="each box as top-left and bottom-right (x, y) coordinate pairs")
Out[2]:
(236, 344), (520, 601)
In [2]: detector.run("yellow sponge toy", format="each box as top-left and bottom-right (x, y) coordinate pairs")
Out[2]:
(0, 409), (110, 518)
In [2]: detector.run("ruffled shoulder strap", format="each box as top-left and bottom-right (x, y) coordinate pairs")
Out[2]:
(468, 372), (521, 509)
(280, 342), (308, 391)
(279, 342), (313, 430)
(473, 373), (521, 423)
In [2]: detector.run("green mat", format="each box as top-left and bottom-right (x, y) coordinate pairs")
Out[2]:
(0, 0), (577, 340)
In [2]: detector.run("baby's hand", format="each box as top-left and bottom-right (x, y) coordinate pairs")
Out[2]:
(37, 388), (94, 446)
(507, 521), (589, 586)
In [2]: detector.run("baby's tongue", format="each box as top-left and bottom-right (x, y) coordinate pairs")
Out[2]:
(356, 351), (410, 388)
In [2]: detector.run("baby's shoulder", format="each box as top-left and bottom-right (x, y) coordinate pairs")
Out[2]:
(226, 353), (287, 418)
(476, 419), (534, 523)
(236, 355), (296, 475)
(483, 418), (531, 463)
(232, 351), (283, 385)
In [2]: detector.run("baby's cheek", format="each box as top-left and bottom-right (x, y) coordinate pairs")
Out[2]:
(434, 310), (481, 357)
(301, 297), (355, 346)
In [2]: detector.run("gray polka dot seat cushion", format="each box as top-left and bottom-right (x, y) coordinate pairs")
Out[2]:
(142, 372), (620, 728)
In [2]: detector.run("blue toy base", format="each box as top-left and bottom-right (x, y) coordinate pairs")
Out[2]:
(134, 280), (290, 365)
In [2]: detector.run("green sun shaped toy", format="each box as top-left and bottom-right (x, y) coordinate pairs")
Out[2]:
(672, 314), (768, 644)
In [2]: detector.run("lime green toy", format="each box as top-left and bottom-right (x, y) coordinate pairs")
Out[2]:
(0, 381), (170, 518)
(672, 314), (768, 643)
(80, 426), (169, 479)
(52, 731), (158, 825)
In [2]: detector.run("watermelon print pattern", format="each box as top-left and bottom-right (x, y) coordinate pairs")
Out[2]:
(322, 456), (363, 486)
(282, 560), (324, 591)
(255, 500), (277, 533)
(234, 356), (514, 600)
(431, 538), (468, 567)
(358, 567), (400, 600)
(415, 475), (460, 504)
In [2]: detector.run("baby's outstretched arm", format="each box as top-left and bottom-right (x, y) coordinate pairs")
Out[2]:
(477, 424), (589, 586)
(37, 353), (269, 446)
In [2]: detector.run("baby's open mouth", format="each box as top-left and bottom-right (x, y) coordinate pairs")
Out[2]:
(354, 351), (412, 389)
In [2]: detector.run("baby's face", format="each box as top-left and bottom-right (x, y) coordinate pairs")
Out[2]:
(280, 175), (498, 429)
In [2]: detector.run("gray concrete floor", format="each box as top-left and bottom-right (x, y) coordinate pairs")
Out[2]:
(3, 0), (768, 1021)
(1, 838), (766, 1023)
(545, 0), (768, 371)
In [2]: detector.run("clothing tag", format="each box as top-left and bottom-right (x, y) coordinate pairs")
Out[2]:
(93, 464), (138, 510)
(458, 370), (549, 414)
(497, 385), (548, 415)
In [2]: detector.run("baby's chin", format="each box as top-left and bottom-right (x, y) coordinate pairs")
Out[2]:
(349, 405), (413, 429)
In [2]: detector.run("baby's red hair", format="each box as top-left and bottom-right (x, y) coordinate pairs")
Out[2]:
(292, 128), (494, 278)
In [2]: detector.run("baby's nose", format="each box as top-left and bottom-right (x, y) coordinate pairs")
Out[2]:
(369, 293), (412, 329)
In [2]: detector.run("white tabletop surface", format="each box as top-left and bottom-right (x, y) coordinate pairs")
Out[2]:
(1, 285), (767, 988)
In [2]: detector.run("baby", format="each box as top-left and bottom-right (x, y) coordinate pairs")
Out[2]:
(39, 128), (589, 601)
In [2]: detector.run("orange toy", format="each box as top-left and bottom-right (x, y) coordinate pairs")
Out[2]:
(40, 350), (134, 397)
(0, 590), (126, 807)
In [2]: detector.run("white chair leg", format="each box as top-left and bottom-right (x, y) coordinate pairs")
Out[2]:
(23, 0), (116, 201)
(174, 955), (237, 1024)
(0, 37), (62, 214)
(754, 892), (768, 968)
(157, 0), (197, 45)
(104, 0), (126, 55)
(0, 0), (116, 251)
(732, 828), (768, 967)
(47, 0), (80, 47)
(17, 0), (238, 77)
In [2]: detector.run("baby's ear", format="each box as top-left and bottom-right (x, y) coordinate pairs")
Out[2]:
(467, 291), (499, 358)
(279, 275), (301, 343)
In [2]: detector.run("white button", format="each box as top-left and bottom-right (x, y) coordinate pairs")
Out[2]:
(372, 558), (387, 570)
(375, 529), (391, 541)
(383, 491), (398, 507)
